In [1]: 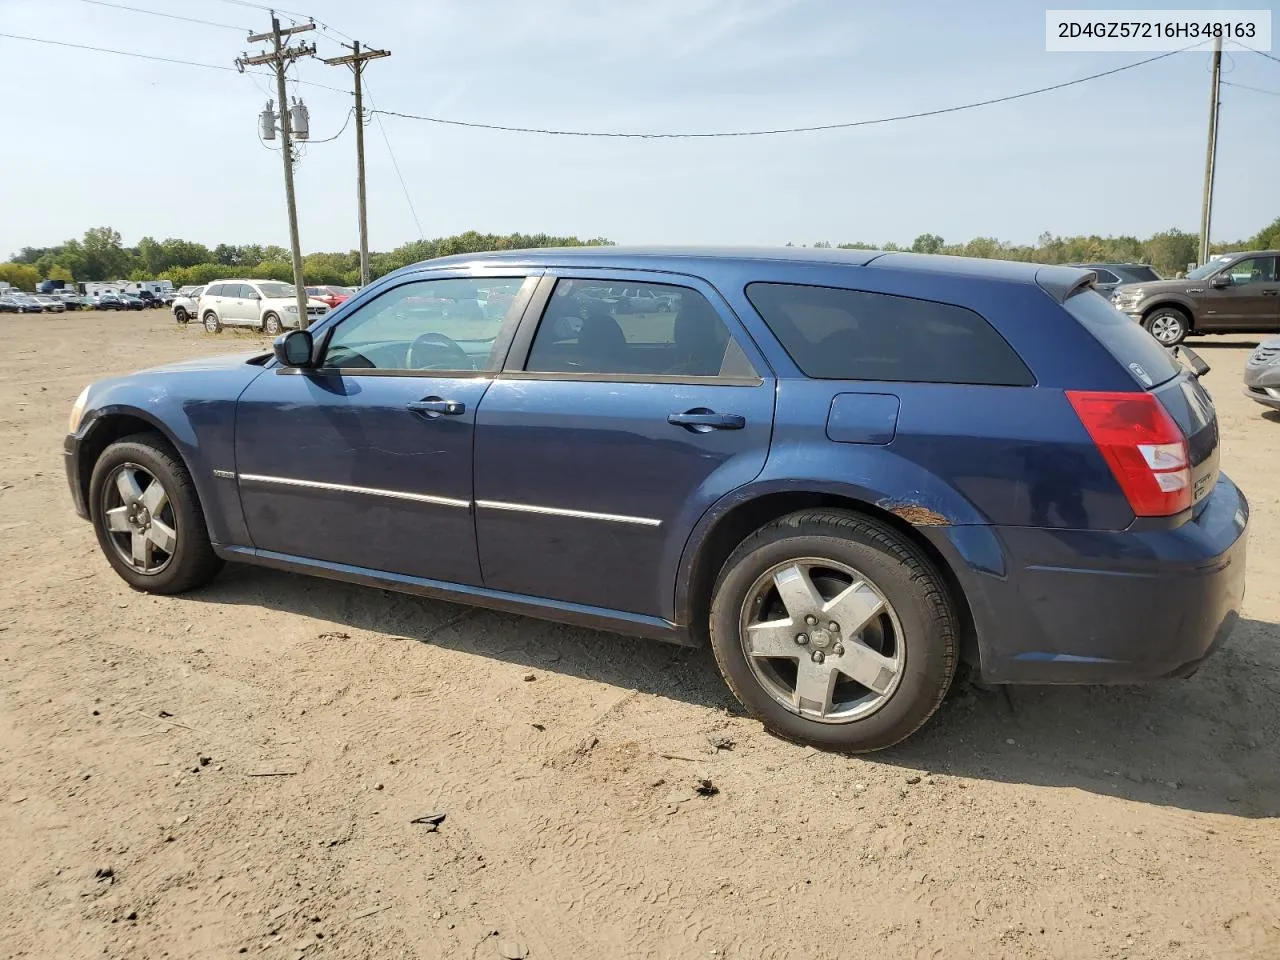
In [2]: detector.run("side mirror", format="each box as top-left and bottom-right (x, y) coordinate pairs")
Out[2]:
(274, 329), (314, 368)
(1210, 274), (1230, 288)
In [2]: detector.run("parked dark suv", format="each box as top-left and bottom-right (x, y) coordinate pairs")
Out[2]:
(1111, 250), (1280, 346)
(62, 248), (1248, 751)
(1065, 262), (1162, 299)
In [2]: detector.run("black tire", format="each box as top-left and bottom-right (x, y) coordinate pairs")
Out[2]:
(709, 509), (958, 752)
(174, 307), (189, 324)
(1144, 307), (1190, 347)
(88, 434), (223, 594)
(202, 311), (222, 334)
(262, 312), (282, 336)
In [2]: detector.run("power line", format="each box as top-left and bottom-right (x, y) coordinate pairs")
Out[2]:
(77, 0), (246, 32)
(0, 30), (351, 94)
(308, 106), (355, 143)
(1222, 79), (1280, 96)
(206, 0), (354, 42)
(368, 45), (1202, 138)
(364, 80), (424, 241)
(0, 30), (241, 71)
(1229, 39), (1280, 67)
(2, 28), (1210, 141)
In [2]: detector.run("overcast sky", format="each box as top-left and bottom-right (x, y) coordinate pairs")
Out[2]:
(1, 0), (1277, 258)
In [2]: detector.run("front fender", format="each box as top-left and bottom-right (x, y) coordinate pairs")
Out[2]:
(75, 364), (266, 546)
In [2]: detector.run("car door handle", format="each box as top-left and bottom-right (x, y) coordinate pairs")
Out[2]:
(406, 398), (466, 417)
(668, 409), (745, 432)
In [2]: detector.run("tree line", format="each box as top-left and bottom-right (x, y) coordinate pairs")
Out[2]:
(814, 215), (1280, 277)
(0, 229), (614, 291)
(3, 217), (1278, 292)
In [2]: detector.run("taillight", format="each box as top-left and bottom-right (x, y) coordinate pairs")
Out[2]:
(1066, 390), (1191, 517)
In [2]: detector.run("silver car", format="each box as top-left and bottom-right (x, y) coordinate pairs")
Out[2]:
(1243, 339), (1280, 412)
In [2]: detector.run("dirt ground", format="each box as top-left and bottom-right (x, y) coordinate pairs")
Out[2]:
(1, 310), (1277, 960)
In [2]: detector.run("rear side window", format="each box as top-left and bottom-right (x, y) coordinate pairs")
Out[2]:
(525, 279), (758, 379)
(1091, 268), (1120, 284)
(744, 282), (1033, 386)
(1062, 290), (1181, 387)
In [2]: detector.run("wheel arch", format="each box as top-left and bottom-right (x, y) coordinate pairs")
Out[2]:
(1141, 300), (1195, 330)
(677, 487), (980, 670)
(75, 408), (187, 511)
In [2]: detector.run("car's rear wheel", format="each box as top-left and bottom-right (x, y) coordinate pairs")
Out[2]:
(262, 312), (282, 335)
(88, 434), (223, 594)
(202, 311), (221, 333)
(174, 307), (189, 324)
(1145, 308), (1189, 346)
(709, 510), (957, 752)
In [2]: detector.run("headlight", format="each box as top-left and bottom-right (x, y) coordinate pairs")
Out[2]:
(68, 385), (91, 433)
(285, 305), (298, 313)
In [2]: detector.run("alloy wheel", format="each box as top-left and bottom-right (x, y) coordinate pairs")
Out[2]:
(1150, 315), (1184, 344)
(739, 558), (904, 723)
(101, 463), (177, 575)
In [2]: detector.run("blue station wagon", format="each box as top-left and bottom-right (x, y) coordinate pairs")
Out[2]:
(64, 247), (1249, 751)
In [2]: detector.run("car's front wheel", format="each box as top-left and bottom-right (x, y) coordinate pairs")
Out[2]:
(1145, 308), (1190, 346)
(710, 510), (958, 752)
(174, 307), (189, 324)
(262, 312), (283, 335)
(88, 434), (223, 594)
(202, 311), (222, 333)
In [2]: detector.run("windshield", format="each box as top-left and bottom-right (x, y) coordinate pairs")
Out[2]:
(257, 282), (295, 299)
(1186, 262), (1222, 280)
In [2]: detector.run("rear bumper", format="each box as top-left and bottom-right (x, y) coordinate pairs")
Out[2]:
(924, 473), (1249, 683)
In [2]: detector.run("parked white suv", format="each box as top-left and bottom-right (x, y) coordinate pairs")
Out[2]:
(171, 286), (203, 324)
(197, 280), (328, 334)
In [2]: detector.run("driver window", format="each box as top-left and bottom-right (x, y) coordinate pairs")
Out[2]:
(321, 276), (533, 373)
(1226, 258), (1277, 286)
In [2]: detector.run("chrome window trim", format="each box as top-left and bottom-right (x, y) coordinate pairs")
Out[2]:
(238, 473), (470, 509)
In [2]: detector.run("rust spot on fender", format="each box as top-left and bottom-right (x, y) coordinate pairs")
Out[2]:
(882, 503), (951, 526)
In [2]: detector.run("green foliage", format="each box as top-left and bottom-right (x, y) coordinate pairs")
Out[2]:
(0, 262), (39, 290)
(81, 226), (131, 281)
(1250, 216), (1280, 251)
(47, 265), (75, 283)
(158, 263), (233, 286)
(911, 233), (944, 254)
(249, 261), (294, 282)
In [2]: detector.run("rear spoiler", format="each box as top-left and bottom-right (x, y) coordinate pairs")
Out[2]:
(1035, 265), (1098, 303)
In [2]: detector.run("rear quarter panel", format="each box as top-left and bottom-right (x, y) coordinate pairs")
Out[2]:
(671, 258), (1145, 628)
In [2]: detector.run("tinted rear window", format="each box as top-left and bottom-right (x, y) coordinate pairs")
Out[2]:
(744, 282), (1033, 386)
(1063, 289), (1181, 387)
(1115, 265), (1161, 283)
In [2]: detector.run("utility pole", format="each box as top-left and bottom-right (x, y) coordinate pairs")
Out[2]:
(323, 41), (390, 287)
(1198, 33), (1222, 267)
(237, 18), (316, 325)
